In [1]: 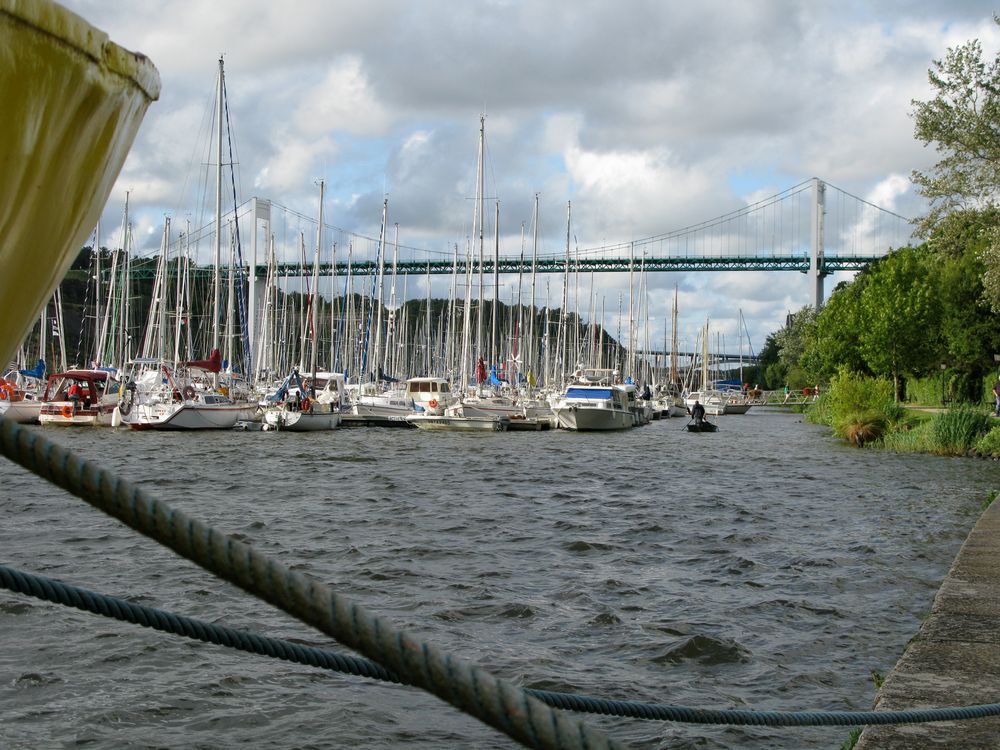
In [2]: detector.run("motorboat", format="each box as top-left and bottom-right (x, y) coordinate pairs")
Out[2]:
(550, 368), (635, 431)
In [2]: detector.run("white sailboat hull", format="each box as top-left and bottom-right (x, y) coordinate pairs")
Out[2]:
(0, 398), (41, 424)
(263, 408), (340, 431)
(125, 401), (255, 430)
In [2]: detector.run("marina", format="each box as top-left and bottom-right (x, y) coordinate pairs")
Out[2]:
(5, 2), (1000, 748)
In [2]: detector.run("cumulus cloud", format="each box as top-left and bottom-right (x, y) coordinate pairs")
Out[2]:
(60, 0), (1000, 352)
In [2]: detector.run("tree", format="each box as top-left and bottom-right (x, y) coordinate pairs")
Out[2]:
(911, 21), (1000, 239)
(763, 306), (819, 389)
(856, 247), (942, 400)
(802, 278), (867, 380)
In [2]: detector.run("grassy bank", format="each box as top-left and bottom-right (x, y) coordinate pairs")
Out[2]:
(806, 370), (1000, 457)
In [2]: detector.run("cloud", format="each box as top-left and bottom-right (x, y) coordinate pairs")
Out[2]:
(57, 0), (1000, 362)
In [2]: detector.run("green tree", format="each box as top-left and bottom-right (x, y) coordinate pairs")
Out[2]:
(856, 247), (942, 400)
(766, 306), (819, 389)
(911, 22), (1000, 239)
(802, 279), (867, 380)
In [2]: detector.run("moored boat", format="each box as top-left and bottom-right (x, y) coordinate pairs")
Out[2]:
(406, 412), (509, 431)
(550, 369), (635, 431)
(38, 368), (119, 426)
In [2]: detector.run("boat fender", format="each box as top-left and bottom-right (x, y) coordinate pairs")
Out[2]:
(182, 385), (196, 400)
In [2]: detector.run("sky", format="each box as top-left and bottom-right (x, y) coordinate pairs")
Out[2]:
(64, 0), (1000, 362)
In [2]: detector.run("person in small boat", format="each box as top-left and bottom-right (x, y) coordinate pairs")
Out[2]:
(691, 399), (706, 426)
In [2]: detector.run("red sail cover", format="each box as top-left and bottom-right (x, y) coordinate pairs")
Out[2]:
(185, 348), (221, 373)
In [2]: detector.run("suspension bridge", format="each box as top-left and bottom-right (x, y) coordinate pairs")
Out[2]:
(122, 176), (914, 361)
(233, 176), (913, 308)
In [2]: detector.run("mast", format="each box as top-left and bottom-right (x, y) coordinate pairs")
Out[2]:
(212, 56), (224, 358)
(311, 179), (324, 383)
(474, 116), (485, 380)
(670, 285), (679, 389)
(92, 222), (101, 367)
(528, 193), (538, 382)
(491, 200), (499, 373)
(382, 222), (400, 378)
(557, 200), (571, 383)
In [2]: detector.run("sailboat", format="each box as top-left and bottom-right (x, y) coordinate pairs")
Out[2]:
(407, 116), (509, 432)
(260, 181), (343, 432)
(123, 58), (257, 430)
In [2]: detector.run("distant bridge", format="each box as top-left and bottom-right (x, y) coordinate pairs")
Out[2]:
(122, 178), (913, 355)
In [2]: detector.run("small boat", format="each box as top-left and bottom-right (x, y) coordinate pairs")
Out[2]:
(38, 368), (120, 427)
(405, 412), (509, 431)
(686, 421), (718, 433)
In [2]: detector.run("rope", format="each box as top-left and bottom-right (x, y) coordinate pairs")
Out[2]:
(0, 418), (619, 750)
(5, 563), (1000, 728)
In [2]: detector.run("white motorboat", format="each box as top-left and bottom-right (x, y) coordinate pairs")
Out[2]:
(406, 412), (509, 431)
(550, 369), (635, 431)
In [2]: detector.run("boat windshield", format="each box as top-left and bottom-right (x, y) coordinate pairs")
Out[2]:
(566, 387), (612, 399)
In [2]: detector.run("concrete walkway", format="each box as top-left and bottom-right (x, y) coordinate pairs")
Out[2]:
(857, 497), (1000, 748)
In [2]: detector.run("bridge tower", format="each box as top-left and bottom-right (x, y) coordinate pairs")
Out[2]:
(809, 177), (826, 310)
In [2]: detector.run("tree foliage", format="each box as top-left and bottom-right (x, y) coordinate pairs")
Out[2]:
(911, 21), (1000, 239)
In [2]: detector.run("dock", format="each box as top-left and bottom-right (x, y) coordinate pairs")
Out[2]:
(856, 497), (1000, 748)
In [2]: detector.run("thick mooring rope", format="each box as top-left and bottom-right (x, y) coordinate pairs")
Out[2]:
(4, 563), (1000, 728)
(0, 418), (620, 750)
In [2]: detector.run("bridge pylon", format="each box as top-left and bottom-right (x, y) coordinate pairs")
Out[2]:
(810, 177), (826, 310)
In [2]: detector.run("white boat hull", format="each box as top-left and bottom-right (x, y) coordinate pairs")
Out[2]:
(405, 414), (509, 431)
(125, 401), (255, 430)
(263, 408), (340, 431)
(553, 405), (633, 431)
(0, 398), (41, 424)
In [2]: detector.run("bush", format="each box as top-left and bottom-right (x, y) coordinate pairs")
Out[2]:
(931, 405), (993, 455)
(807, 369), (903, 436)
(837, 412), (886, 447)
(974, 426), (1000, 458)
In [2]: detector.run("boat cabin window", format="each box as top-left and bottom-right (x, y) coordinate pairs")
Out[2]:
(567, 387), (612, 399)
(439, 383), (450, 394)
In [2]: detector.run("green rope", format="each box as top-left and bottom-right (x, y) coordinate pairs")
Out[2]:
(0, 418), (622, 750)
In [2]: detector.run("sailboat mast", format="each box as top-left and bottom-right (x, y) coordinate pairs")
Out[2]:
(559, 200), (571, 383)
(670, 285), (679, 388)
(92, 222), (101, 366)
(528, 193), (538, 381)
(212, 56), (224, 357)
(491, 200), (499, 372)
(311, 179), (324, 383)
(474, 116), (485, 373)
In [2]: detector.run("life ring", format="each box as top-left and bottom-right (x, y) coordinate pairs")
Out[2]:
(0, 383), (11, 400)
(60, 405), (73, 419)
(428, 399), (438, 408)
(182, 384), (196, 400)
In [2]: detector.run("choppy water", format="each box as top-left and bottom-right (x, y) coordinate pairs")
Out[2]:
(1, 412), (997, 749)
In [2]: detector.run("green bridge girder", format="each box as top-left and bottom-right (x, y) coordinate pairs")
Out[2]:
(127, 255), (876, 279)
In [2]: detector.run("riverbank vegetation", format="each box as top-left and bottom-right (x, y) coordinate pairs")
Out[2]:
(807, 371), (1000, 456)
(763, 22), (1000, 458)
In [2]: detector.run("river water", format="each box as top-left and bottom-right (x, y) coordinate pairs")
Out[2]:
(1, 411), (997, 749)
